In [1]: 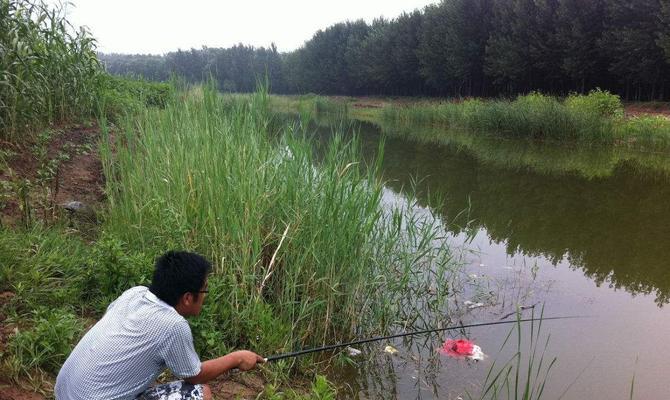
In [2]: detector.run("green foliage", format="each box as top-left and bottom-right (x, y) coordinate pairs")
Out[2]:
(377, 91), (669, 142)
(99, 75), (174, 120)
(309, 375), (337, 400)
(81, 234), (152, 311)
(100, 44), (285, 93)
(0, 0), (102, 139)
(7, 307), (84, 375)
(260, 375), (336, 400)
(98, 0), (670, 100)
(565, 89), (624, 118)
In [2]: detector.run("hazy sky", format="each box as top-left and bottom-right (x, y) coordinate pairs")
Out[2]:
(53, 0), (438, 55)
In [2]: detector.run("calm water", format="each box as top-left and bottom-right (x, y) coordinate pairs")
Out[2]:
(310, 116), (670, 399)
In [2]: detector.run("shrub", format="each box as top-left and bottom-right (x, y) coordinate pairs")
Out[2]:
(99, 75), (174, 120)
(82, 234), (152, 311)
(565, 88), (624, 118)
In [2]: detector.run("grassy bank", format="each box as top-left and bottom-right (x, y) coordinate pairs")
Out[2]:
(379, 90), (670, 145)
(273, 90), (670, 146)
(0, 82), (457, 396)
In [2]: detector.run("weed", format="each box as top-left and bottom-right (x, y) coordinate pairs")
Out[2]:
(6, 307), (84, 376)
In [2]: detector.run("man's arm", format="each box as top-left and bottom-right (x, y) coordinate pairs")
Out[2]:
(184, 350), (265, 384)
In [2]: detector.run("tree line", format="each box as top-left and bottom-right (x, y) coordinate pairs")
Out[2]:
(100, 0), (670, 100)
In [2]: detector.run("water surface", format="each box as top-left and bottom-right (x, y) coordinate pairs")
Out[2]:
(311, 116), (670, 399)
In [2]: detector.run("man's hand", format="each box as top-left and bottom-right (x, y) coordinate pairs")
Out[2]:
(185, 350), (265, 384)
(234, 350), (265, 371)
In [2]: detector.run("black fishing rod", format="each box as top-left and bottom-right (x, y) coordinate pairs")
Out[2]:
(264, 316), (584, 362)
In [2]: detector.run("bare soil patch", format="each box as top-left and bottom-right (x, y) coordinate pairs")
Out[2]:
(0, 123), (105, 226)
(0, 383), (44, 400)
(624, 102), (670, 118)
(210, 372), (266, 399)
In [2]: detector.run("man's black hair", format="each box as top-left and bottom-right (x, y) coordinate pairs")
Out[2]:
(149, 251), (212, 307)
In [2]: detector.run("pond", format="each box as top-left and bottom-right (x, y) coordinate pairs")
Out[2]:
(309, 115), (670, 399)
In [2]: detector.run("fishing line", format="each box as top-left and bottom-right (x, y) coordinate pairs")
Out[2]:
(264, 315), (587, 362)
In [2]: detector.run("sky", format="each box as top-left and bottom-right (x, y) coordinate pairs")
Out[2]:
(52, 0), (438, 55)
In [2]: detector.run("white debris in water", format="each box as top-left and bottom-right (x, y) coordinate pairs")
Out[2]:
(479, 263), (487, 267)
(463, 300), (485, 309)
(468, 274), (478, 279)
(346, 346), (362, 356)
(384, 345), (398, 355)
(470, 345), (486, 361)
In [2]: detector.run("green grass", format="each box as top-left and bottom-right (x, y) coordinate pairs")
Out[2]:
(98, 75), (175, 120)
(379, 90), (670, 145)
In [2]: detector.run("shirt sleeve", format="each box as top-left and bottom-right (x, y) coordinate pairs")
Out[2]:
(159, 319), (202, 378)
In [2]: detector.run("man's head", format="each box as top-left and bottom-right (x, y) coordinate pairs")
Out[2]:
(149, 251), (212, 316)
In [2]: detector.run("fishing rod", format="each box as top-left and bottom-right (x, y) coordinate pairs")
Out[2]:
(264, 315), (584, 362)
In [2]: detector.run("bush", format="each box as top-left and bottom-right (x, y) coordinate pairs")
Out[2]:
(99, 75), (174, 120)
(82, 234), (152, 311)
(565, 88), (624, 118)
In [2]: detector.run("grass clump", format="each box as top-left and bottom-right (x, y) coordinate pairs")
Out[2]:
(617, 115), (670, 144)
(5, 307), (84, 376)
(261, 375), (336, 399)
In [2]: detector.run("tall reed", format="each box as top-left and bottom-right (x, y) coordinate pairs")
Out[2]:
(0, 0), (101, 140)
(100, 82), (456, 361)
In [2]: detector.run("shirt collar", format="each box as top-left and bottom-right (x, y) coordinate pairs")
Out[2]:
(144, 288), (173, 309)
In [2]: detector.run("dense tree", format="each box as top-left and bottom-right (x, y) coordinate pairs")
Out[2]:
(554, 0), (608, 92)
(660, 0), (670, 62)
(599, 0), (669, 99)
(485, 0), (563, 94)
(101, 0), (670, 100)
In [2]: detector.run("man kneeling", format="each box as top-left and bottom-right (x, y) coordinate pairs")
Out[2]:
(55, 251), (264, 400)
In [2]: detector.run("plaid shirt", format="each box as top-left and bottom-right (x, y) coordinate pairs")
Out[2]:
(55, 286), (201, 400)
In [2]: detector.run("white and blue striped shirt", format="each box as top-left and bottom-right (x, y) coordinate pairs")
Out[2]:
(55, 286), (202, 400)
